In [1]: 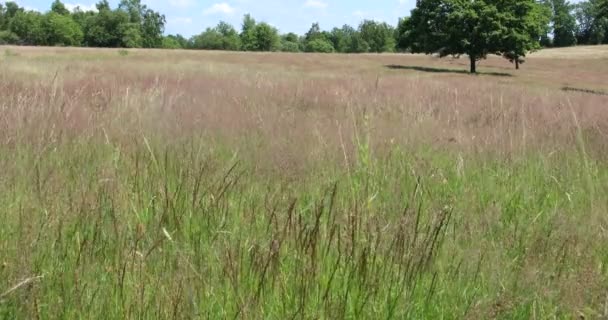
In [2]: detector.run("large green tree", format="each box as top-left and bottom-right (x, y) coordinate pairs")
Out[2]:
(9, 10), (44, 45)
(140, 9), (164, 47)
(599, 0), (608, 18)
(240, 14), (257, 51)
(303, 22), (334, 52)
(118, 22), (142, 47)
(43, 12), (83, 46)
(50, 0), (69, 15)
(403, 0), (546, 73)
(1, 2), (21, 29)
(252, 22), (279, 51)
(83, 1), (130, 47)
(328, 25), (369, 53)
(118, 0), (165, 48)
(4, 1), (21, 19)
(395, 17), (411, 52)
(358, 20), (396, 53)
(405, 0), (506, 73)
(500, 0), (549, 69)
(238, 15), (280, 51)
(280, 32), (301, 52)
(192, 21), (241, 50)
(575, 0), (608, 44)
(0, 3), (6, 29)
(550, 0), (578, 46)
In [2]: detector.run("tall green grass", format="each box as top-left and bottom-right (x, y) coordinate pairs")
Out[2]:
(1, 134), (607, 319)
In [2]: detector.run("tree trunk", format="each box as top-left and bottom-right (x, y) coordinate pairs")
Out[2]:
(469, 55), (476, 74)
(515, 59), (519, 70)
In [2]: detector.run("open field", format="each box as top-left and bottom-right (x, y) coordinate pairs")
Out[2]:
(1, 45), (608, 319)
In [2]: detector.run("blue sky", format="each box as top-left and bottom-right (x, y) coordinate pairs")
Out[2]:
(12, 0), (417, 36)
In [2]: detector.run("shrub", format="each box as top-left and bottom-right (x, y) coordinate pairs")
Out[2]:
(0, 31), (20, 45)
(280, 40), (300, 52)
(305, 38), (335, 53)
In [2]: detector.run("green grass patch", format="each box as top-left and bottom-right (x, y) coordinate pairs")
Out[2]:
(1, 137), (606, 318)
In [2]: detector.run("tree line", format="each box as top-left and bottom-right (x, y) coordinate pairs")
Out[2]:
(0, 0), (607, 65)
(0, 0), (165, 47)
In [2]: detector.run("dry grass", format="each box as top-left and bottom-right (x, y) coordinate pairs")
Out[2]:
(530, 44), (608, 59)
(1, 45), (608, 319)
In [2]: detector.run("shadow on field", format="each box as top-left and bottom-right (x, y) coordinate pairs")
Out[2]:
(385, 65), (513, 77)
(562, 86), (608, 96)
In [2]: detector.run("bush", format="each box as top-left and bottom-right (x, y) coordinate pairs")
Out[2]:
(161, 37), (182, 49)
(280, 40), (300, 52)
(0, 31), (20, 45)
(305, 38), (335, 53)
(43, 12), (84, 46)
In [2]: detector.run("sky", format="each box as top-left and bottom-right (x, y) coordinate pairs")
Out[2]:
(12, 0), (418, 37)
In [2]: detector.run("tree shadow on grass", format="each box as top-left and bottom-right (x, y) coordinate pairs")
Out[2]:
(562, 86), (608, 96)
(385, 65), (513, 77)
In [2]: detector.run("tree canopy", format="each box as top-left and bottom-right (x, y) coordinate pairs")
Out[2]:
(0, 0), (164, 47)
(550, 0), (578, 46)
(400, 0), (550, 72)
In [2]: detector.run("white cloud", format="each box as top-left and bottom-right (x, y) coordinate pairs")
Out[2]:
(203, 3), (236, 15)
(169, 0), (195, 9)
(398, 0), (414, 7)
(303, 0), (327, 9)
(352, 10), (365, 18)
(65, 3), (98, 12)
(168, 17), (193, 24)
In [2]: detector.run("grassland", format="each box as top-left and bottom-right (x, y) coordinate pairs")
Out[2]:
(1, 45), (608, 319)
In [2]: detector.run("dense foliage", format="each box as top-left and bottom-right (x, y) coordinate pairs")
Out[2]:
(0, 0), (165, 47)
(0, 0), (607, 58)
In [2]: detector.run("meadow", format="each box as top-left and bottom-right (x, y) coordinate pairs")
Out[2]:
(1, 45), (608, 319)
